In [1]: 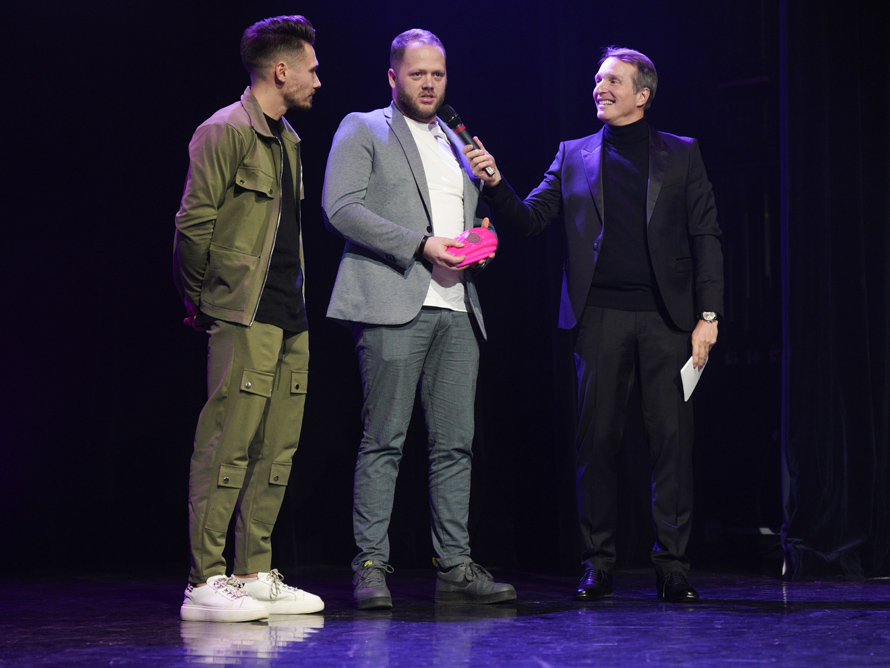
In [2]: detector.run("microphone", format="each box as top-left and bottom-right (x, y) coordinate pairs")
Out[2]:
(437, 104), (494, 176)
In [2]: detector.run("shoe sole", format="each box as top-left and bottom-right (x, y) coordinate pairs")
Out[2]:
(355, 596), (393, 610)
(657, 594), (701, 603)
(435, 588), (517, 605)
(574, 590), (614, 602)
(264, 600), (326, 614)
(180, 605), (270, 622)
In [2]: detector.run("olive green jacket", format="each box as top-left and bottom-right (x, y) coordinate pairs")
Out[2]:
(174, 87), (304, 326)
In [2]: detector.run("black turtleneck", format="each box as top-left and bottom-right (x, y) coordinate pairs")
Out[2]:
(587, 116), (658, 312)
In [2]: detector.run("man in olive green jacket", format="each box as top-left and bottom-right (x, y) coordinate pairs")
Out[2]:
(173, 15), (323, 623)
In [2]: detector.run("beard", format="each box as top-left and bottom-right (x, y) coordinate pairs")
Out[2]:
(286, 94), (312, 112)
(284, 84), (314, 112)
(396, 87), (443, 123)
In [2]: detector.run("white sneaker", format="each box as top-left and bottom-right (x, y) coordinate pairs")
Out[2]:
(237, 569), (325, 614)
(180, 575), (270, 622)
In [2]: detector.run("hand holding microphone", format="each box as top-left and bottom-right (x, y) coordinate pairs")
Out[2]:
(438, 104), (501, 185)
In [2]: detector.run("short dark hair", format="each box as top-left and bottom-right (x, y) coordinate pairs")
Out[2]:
(390, 29), (445, 71)
(241, 15), (316, 77)
(599, 46), (657, 110)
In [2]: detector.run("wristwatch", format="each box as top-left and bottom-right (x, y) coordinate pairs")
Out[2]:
(415, 235), (430, 260)
(698, 311), (718, 323)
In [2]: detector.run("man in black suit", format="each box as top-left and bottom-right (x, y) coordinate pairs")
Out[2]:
(464, 46), (723, 602)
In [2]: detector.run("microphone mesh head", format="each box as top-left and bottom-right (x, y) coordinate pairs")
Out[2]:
(437, 104), (461, 128)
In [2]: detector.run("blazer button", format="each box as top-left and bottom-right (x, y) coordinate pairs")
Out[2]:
(244, 381), (252, 389)
(222, 476), (230, 484)
(273, 475), (280, 482)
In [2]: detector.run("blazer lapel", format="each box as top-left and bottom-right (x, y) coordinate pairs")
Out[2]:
(386, 103), (433, 221)
(581, 129), (605, 223)
(647, 127), (669, 226)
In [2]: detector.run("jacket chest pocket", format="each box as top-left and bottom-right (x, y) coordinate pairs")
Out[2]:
(234, 165), (276, 199)
(213, 165), (278, 255)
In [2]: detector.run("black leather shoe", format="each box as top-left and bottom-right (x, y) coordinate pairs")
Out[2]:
(656, 573), (700, 603)
(574, 568), (614, 601)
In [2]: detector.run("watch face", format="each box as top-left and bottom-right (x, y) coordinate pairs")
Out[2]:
(701, 312), (717, 322)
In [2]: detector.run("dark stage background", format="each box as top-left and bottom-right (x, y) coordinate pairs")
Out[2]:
(3, 0), (886, 582)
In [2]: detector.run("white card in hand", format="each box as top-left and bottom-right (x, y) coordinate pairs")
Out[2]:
(681, 356), (707, 402)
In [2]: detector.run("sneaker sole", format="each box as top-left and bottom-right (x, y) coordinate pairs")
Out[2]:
(264, 600), (326, 615)
(180, 605), (270, 623)
(355, 595), (393, 610)
(435, 588), (517, 605)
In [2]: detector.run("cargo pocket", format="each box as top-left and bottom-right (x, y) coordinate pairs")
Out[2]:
(269, 461), (292, 486)
(253, 461), (293, 525)
(290, 370), (308, 395)
(206, 464), (248, 532)
(240, 369), (274, 397)
(217, 464), (247, 488)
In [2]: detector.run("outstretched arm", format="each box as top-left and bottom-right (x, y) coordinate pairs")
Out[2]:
(463, 136), (564, 238)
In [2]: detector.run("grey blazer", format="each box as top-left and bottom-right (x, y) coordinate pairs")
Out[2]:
(323, 102), (488, 338)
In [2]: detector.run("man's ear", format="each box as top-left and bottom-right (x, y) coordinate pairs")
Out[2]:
(273, 61), (288, 85)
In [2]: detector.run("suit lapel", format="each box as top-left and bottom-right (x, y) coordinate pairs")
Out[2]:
(386, 104), (433, 221)
(581, 129), (605, 223)
(647, 127), (669, 226)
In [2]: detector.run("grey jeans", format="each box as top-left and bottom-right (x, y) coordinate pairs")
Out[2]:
(351, 308), (479, 571)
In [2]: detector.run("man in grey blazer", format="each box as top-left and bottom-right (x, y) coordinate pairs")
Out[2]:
(322, 28), (516, 610)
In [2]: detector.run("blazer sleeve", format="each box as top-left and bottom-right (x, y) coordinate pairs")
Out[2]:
(322, 113), (425, 270)
(483, 143), (566, 237)
(686, 139), (724, 315)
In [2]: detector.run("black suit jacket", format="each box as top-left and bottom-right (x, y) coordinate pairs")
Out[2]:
(486, 126), (723, 331)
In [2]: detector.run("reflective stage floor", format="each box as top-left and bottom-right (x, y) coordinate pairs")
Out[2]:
(3, 568), (889, 666)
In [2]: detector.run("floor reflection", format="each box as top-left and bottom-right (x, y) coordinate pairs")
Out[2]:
(3, 569), (890, 667)
(180, 615), (324, 663)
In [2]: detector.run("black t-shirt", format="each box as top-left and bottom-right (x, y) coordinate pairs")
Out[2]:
(253, 115), (308, 333)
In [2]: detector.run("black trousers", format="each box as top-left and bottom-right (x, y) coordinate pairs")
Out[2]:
(574, 306), (694, 576)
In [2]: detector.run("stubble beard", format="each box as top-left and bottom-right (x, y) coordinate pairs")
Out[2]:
(397, 88), (442, 123)
(285, 85), (313, 112)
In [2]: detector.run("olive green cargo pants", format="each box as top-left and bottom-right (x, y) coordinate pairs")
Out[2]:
(187, 320), (308, 584)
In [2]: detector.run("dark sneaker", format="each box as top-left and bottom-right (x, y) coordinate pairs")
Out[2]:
(435, 557), (517, 604)
(353, 560), (394, 610)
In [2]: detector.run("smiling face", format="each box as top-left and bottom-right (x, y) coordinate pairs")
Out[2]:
(389, 41), (447, 123)
(593, 56), (650, 126)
